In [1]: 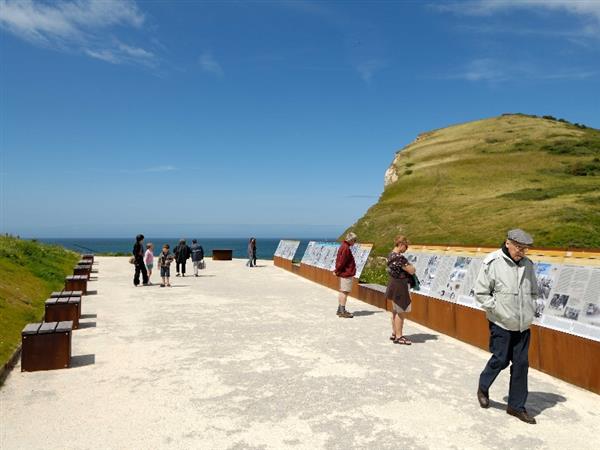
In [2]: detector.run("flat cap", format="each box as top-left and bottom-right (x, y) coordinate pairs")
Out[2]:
(507, 229), (534, 246)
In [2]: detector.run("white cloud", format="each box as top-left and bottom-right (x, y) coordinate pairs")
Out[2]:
(436, 0), (600, 20)
(435, 0), (600, 37)
(0, 0), (155, 66)
(199, 52), (224, 76)
(447, 57), (598, 82)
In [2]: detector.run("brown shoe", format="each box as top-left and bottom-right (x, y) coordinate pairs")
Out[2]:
(338, 310), (354, 318)
(477, 388), (489, 409)
(507, 406), (536, 424)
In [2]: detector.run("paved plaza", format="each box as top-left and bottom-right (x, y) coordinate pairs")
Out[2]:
(1, 257), (599, 449)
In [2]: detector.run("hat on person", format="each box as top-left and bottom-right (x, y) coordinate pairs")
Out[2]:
(507, 229), (534, 246)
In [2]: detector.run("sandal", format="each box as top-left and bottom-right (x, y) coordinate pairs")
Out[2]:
(390, 333), (396, 341)
(394, 336), (412, 345)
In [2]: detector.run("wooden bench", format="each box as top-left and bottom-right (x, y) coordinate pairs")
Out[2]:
(73, 264), (92, 279)
(212, 249), (233, 260)
(50, 290), (83, 298)
(65, 275), (87, 294)
(21, 321), (72, 372)
(81, 254), (94, 264)
(45, 297), (81, 328)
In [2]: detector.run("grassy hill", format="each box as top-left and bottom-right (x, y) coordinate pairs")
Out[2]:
(0, 236), (79, 369)
(347, 114), (600, 264)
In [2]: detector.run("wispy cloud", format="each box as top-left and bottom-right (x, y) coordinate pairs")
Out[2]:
(344, 194), (378, 199)
(434, 0), (600, 37)
(0, 0), (157, 66)
(446, 58), (598, 83)
(355, 59), (388, 84)
(136, 165), (177, 173)
(199, 51), (224, 77)
(435, 0), (600, 19)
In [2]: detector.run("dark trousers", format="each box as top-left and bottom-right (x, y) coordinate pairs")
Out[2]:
(134, 258), (148, 286)
(479, 321), (530, 411)
(176, 261), (186, 274)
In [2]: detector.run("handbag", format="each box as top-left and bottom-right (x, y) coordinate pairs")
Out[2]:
(199, 259), (205, 270)
(409, 274), (420, 291)
(129, 256), (136, 264)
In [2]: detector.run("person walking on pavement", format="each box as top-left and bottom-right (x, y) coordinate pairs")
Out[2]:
(246, 237), (256, 267)
(334, 232), (357, 318)
(174, 239), (191, 277)
(132, 234), (149, 286)
(475, 229), (539, 424)
(190, 239), (205, 276)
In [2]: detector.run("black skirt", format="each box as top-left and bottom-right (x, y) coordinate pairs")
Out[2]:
(385, 277), (411, 311)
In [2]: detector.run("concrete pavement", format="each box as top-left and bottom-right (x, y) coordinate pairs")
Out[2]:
(1, 257), (599, 449)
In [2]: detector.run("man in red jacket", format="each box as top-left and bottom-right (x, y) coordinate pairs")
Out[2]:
(334, 232), (358, 318)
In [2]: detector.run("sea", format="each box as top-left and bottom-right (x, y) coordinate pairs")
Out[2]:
(38, 238), (333, 261)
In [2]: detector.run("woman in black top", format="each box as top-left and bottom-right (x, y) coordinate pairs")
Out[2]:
(385, 235), (416, 345)
(132, 234), (149, 286)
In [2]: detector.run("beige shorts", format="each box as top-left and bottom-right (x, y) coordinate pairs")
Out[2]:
(339, 277), (353, 293)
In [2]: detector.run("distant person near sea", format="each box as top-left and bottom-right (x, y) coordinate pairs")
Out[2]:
(174, 239), (191, 277)
(191, 239), (205, 276)
(145, 243), (154, 284)
(132, 234), (149, 287)
(158, 244), (174, 287)
(385, 235), (416, 345)
(246, 238), (256, 267)
(334, 232), (357, 318)
(475, 229), (539, 424)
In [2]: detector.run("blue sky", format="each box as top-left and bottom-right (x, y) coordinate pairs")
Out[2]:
(1, 0), (599, 238)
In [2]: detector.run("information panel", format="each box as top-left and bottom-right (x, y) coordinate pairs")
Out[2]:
(274, 240), (301, 260)
(300, 241), (373, 279)
(405, 247), (600, 342)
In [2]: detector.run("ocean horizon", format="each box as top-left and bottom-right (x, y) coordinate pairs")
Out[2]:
(38, 238), (335, 261)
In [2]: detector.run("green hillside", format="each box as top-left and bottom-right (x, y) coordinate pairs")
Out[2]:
(0, 236), (79, 369)
(347, 114), (600, 260)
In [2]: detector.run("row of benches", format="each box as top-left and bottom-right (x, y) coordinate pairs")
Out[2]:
(21, 254), (95, 372)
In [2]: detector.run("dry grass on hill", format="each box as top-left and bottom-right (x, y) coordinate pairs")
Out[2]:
(347, 114), (600, 261)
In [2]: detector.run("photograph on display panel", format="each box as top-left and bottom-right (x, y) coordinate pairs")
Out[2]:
(274, 240), (301, 260)
(301, 241), (317, 265)
(432, 255), (458, 302)
(419, 254), (441, 293)
(541, 265), (593, 334)
(532, 262), (561, 319)
(352, 243), (373, 279)
(437, 256), (471, 301)
(579, 266), (600, 328)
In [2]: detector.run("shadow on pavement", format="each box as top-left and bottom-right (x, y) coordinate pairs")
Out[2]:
(79, 321), (97, 329)
(403, 333), (438, 343)
(503, 392), (567, 417)
(86, 290), (98, 295)
(352, 310), (382, 317)
(81, 313), (97, 319)
(71, 354), (95, 368)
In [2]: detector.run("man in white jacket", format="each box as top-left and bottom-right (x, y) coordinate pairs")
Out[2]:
(474, 229), (539, 424)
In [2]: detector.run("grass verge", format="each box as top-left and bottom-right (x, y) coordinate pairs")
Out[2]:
(0, 236), (79, 369)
